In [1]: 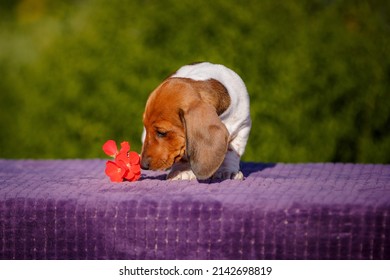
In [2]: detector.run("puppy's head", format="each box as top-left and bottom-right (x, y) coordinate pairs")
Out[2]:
(141, 78), (229, 179)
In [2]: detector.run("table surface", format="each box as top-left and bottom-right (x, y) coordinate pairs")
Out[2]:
(0, 160), (389, 259)
(1, 159), (389, 207)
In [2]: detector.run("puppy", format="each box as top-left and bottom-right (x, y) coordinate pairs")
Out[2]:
(141, 62), (251, 180)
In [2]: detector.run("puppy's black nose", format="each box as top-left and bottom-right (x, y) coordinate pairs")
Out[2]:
(140, 158), (149, 170)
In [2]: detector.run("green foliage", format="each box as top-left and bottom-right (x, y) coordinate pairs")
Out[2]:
(1, 0), (389, 162)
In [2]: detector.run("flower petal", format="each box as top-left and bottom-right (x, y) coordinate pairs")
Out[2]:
(131, 163), (141, 175)
(133, 172), (141, 181)
(105, 160), (125, 182)
(115, 153), (130, 169)
(124, 161), (141, 181)
(103, 140), (118, 157)
(129, 151), (140, 165)
(123, 169), (135, 181)
(119, 141), (130, 155)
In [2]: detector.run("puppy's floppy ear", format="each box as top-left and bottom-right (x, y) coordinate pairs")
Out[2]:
(179, 103), (229, 179)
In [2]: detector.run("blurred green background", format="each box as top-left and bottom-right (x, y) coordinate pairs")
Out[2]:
(1, 0), (389, 163)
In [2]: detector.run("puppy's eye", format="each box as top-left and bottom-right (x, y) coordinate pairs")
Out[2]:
(156, 131), (167, 138)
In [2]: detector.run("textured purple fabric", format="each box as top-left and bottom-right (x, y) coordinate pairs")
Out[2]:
(0, 159), (389, 260)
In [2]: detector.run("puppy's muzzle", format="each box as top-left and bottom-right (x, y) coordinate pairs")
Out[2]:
(140, 157), (150, 170)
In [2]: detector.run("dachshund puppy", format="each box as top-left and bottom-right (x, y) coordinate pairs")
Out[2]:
(141, 62), (251, 180)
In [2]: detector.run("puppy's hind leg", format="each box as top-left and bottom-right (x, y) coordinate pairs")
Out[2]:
(212, 149), (243, 180)
(213, 123), (251, 180)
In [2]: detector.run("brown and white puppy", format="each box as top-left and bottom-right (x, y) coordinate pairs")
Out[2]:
(141, 62), (251, 180)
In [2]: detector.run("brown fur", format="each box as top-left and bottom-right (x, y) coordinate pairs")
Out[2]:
(141, 77), (231, 178)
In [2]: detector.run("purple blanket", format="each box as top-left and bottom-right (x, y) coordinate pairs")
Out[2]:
(0, 160), (389, 260)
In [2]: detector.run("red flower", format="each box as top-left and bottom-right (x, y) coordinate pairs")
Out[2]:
(105, 161), (126, 182)
(103, 140), (141, 182)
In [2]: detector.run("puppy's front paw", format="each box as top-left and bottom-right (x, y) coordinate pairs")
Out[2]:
(167, 170), (197, 180)
(212, 170), (244, 180)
